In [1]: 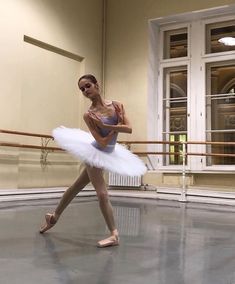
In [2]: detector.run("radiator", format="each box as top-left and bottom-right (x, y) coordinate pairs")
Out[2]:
(108, 173), (142, 188)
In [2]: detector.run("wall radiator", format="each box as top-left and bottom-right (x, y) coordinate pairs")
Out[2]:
(108, 173), (142, 188)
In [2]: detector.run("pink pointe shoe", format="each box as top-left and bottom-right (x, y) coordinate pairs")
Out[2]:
(97, 234), (120, 248)
(39, 213), (57, 234)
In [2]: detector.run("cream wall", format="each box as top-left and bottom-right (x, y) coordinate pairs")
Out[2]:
(0, 0), (103, 188)
(0, 0), (103, 130)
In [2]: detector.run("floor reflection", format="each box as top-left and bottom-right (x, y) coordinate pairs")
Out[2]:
(1, 197), (235, 283)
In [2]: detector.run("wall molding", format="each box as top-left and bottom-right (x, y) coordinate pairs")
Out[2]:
(24, 35), (84, 62)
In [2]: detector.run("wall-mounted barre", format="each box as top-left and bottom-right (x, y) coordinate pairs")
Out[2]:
(1, 128), (235, 202)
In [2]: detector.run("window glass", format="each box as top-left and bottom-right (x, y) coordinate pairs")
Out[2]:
(163, 28), (188, 59)
(206, 20), (235, 54)
(163, 67), (187, 165)
(206, 62), (235, 165)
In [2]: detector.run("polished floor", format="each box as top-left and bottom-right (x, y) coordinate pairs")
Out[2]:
(1, 196), (235, 284)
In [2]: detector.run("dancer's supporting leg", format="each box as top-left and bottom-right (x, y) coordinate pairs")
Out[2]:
(86, 165), (119, 247)
(39, 168), (90, 233)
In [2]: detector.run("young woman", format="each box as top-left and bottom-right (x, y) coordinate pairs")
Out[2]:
(39, 74), (146, 247)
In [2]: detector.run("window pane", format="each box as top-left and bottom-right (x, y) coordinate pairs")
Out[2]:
(206, 20), (235, 54)
(206, 62), (235, 165)
(163, 28), (188, 59)
(169, 134), (187, 165)
(163, 67), (187, 165)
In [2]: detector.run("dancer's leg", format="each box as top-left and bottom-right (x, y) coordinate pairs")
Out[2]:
(39, 168), (90, 233)
(86, 165), (119, 247)
(54, 168), (90, 217)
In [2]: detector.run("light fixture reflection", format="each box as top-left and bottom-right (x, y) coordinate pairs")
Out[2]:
(218, 37), (235, 46)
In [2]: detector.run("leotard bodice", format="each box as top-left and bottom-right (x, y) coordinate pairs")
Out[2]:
(91, 112), (118, 153)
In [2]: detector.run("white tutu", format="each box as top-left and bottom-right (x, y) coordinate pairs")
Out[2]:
(53, 126), (147, 176)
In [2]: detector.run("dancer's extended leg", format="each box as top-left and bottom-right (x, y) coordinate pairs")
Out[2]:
(39, 168), (90, 233)
(86, 165), (119, 247)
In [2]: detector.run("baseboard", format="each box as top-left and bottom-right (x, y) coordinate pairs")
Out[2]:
(156, 186), (235, 205)
(0, 186), (96, 202)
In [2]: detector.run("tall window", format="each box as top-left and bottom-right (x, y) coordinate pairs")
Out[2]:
(206, 62), (235, 165)
(163, 67), (187, 165)
(154, 12), (235, 170)
(159, 25), (189, 167)
(205, 19), (235, 166)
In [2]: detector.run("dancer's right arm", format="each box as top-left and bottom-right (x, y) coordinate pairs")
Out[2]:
(83, 112), (116, 148)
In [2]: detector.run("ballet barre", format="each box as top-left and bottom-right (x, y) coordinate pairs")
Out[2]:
(1, 129), (235, 201)
(0, 129), (63, 166)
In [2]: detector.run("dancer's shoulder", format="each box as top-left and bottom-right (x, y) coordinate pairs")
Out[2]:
(112, 100), (123, 108)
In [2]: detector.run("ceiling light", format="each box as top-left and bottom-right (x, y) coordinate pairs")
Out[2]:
(218, 37), (235, 46)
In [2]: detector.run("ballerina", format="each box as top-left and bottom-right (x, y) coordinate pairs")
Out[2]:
(39, 74), (146, 247)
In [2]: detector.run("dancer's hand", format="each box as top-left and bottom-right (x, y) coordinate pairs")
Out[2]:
(84, 112), (115, 148)
(113, 103), (124, 124)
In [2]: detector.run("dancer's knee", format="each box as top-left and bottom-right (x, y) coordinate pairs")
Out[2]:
(97, 190), (109, 203)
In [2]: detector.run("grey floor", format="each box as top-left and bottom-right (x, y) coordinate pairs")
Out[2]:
(1, 196), (235, 284)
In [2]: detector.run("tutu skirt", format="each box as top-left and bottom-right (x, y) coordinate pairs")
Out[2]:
(53, 126), (147, 176)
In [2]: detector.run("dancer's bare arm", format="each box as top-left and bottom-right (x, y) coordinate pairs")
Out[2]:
(83, 112), (116, 148)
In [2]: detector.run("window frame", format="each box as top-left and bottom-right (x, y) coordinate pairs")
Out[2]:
(203, 15), (235, 57)
(148, 7), (235, 173)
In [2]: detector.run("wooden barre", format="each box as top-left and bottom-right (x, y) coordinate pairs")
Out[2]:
(1, 129), (235, 146)
(0, 142), (63, 151)
(1, 143), (235, 158)
(119, 140), (235, 146)
(0, 129), (53, 139)
(134, 151), (235, 157)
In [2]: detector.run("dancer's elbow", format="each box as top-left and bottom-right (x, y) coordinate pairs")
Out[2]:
(126, 126), (132, 134)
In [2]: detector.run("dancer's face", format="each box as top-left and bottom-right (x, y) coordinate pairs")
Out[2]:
(78, 78), (99, 99)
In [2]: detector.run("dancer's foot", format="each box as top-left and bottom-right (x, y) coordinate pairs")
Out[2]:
(39, 213), (57, 234)
(97, 233), (119, 248)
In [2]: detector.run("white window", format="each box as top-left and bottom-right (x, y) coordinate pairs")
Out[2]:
(163, 66), (187, 166)
(163, 28), (188, 59)
(149, 6), (235, 172)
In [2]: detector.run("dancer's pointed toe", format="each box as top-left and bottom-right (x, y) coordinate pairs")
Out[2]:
(39, 213), (57, 234)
